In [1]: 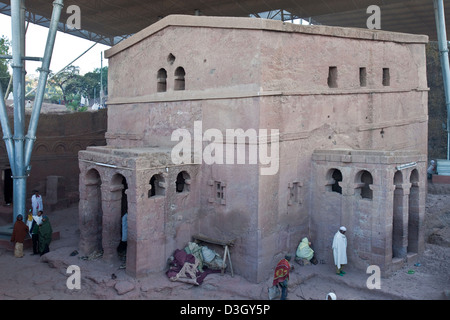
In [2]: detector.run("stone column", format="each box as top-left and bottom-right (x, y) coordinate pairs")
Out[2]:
(408, 181), (420, 254)
(393, 183), (411, 259)
(101, 183), (123, 261)
(78, 172), (102, 255)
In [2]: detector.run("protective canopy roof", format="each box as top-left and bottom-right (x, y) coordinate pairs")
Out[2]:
(0, 0), (447, 45)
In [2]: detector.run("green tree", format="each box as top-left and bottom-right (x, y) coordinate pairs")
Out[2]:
(48, 65), (81, 104)
(0, 35), (12, 95)
(82, 66), (108, 100)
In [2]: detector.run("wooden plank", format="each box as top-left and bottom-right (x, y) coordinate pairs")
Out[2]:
(226, 246), (234, 277)
(192, 233), (235, 247)
(221, 245), (228, 276)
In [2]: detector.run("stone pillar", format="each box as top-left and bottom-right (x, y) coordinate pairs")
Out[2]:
(408, 181), (420, 254)
(101, 183), (123, 261)
(340, 166), (355, 232)
(392, 183), (411, 259)
(78, 172), (102, 255)
(369, 182), (389, 270)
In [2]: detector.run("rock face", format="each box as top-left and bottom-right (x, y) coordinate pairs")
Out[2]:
(428, 226), (450, 247)
(78, 15), (429, 283)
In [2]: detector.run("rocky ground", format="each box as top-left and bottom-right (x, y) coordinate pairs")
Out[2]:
(0, 185), (449, 301)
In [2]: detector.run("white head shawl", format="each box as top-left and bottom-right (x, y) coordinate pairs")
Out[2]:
(326, 292), (337, 300)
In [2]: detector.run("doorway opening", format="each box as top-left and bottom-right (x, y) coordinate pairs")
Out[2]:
(117, 176), (128, 268)
(3, 168), (13, 205)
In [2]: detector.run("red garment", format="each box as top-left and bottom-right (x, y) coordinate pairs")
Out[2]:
(166, 249), (220, 285)
(272, 258), (291, 286)
(10, 220), (29, 243)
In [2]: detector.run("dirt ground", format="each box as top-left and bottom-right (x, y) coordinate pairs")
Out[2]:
(0, 186), (449, 301)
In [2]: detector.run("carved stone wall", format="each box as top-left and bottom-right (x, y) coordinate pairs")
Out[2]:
(0, 108), (107, 211)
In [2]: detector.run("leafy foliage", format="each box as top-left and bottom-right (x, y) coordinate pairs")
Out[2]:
(46, 65), (107, 111)
(0, 35), (11, 94)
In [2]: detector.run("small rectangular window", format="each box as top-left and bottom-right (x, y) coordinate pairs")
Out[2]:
(288, 181), (302, 206)
(215, 181), (226, 204)
(328, 66), (338, 88)
(359, 67), (367, 87)
(382, 68), (390, 86)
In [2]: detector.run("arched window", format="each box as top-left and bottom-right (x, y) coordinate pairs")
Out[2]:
(174, 67), (185, 91)
(394, 171), (403, 186)
(331, 169), (343, 194)
(410, 169), (419, 184)
(149, 174), (165, 197)
(356, 170), (373, 199)
(326, 168), (343, 194)
(176, 171), (190, 193)
(157, 68), (167, 92)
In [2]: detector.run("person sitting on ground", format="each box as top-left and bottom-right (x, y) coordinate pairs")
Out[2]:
(296, 237), (318, 265)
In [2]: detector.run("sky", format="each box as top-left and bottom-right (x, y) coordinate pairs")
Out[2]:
(0, 13), (110, 76)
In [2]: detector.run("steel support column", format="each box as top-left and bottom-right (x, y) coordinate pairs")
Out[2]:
(434, 0), (450, 160)
(10, 0), (26, 222)
(0, 0), (64, 222)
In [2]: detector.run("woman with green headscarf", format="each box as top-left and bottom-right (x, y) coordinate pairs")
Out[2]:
(39, 215), (53, 256)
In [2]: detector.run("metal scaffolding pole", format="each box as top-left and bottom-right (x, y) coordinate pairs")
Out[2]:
(434, 0), (450, 160)
(24, 0), (64, 168)
(10, 0), (26, 222)
(0, 0), (64, 222)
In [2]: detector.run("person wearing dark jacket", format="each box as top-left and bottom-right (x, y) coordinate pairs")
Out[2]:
(30, 210), (43, 255)
(10, 214), (29, 258)
(38, 215), (53, 256)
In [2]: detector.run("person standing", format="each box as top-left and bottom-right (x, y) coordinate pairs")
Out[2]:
(332, 226), (348, 276)
(10, 214), (29, 258)
(31, 190), (43, 216)
(427, 160), (437, 180)
(272, 254), (293, 300)
(38, 215), (52, 256)
(30, 210), (43, 255)
(26, 210), (33, 236)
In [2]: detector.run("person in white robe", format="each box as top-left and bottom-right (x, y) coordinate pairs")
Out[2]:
(332, 226), (347, 275)
(31, 190), (43, 216)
